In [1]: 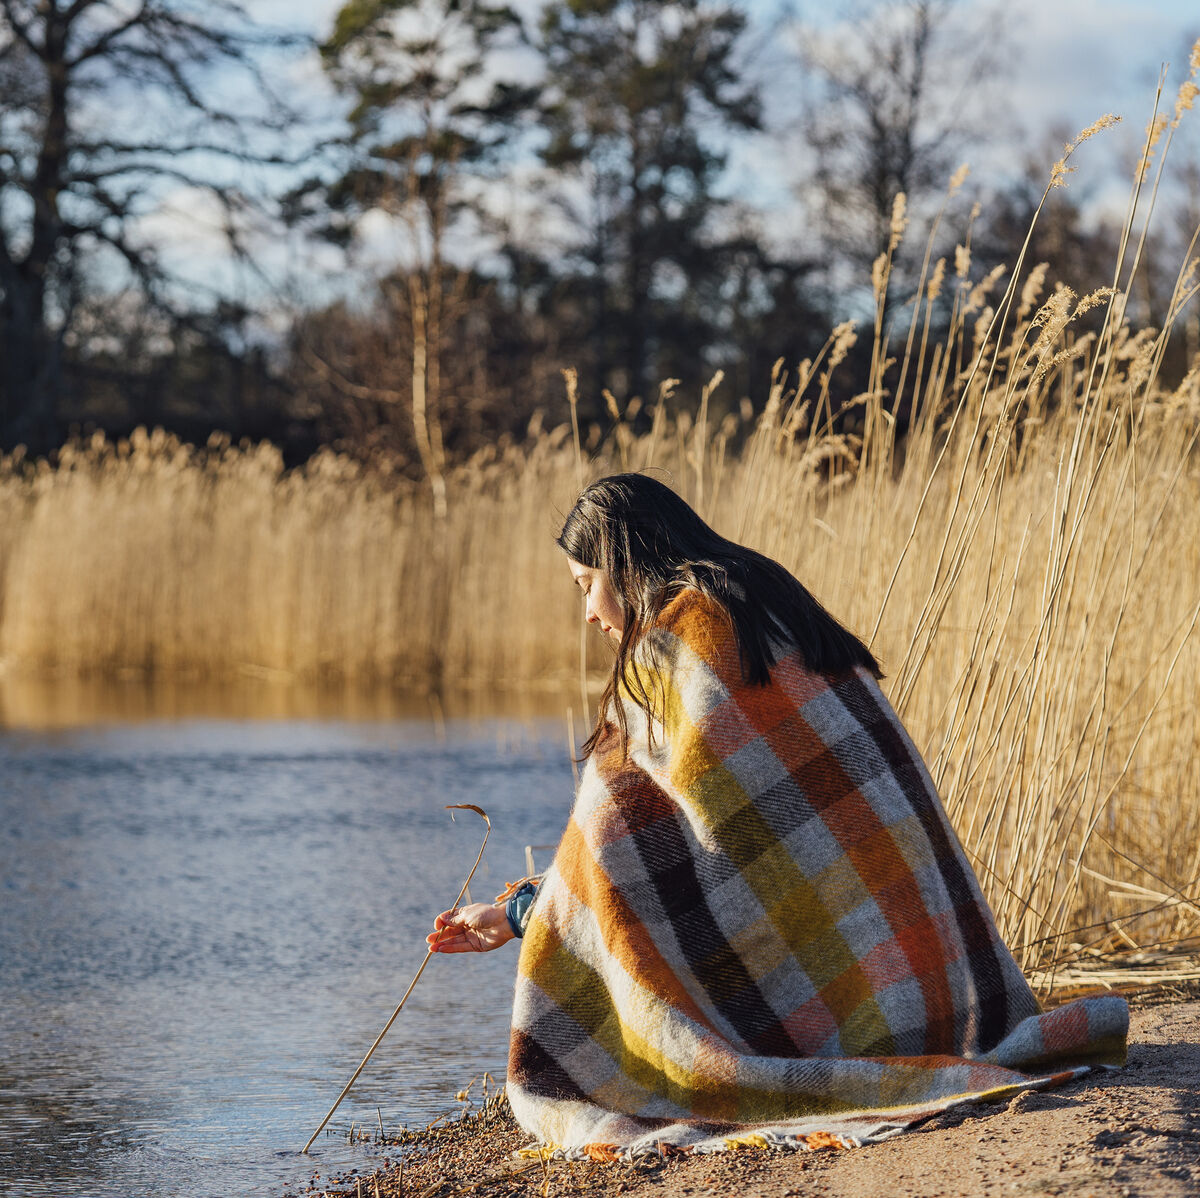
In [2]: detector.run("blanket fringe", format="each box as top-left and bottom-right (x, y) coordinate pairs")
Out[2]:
(516, 1128), (859, 1165)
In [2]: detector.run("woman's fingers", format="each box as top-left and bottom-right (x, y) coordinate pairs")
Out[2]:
(427, 925), (477, 952)
(428, 917), (461, 939)
(430, 936), (478, 953)
(428, 909), (475, 951)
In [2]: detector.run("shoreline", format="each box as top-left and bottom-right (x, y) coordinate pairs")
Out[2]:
(296, 983), (1200, 1198)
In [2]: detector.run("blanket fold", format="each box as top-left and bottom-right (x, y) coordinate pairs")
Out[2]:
(507, 589), (1127, 1159)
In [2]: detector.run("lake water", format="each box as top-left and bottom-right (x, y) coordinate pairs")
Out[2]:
(0, 713), (577, 1198)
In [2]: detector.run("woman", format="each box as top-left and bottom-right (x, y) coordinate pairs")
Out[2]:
(429, 473), (1127, 1160)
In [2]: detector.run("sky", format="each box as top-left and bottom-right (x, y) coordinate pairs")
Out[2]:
(137, 0), (1200, 317)
(265, 0), (1200, 134)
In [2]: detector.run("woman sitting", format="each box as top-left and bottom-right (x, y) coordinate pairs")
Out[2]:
(429, 473), (1127, 1160)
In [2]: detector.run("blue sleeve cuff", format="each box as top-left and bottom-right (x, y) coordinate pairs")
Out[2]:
(504, 881), (538, 938)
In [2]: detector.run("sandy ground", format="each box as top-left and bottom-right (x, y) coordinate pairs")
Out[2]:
(303, 990), (1200, 1198)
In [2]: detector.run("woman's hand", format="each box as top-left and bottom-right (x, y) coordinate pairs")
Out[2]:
(426, 902), (515, 953)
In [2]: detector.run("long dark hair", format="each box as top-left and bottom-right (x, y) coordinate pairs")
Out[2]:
(557, 473), (882, 755)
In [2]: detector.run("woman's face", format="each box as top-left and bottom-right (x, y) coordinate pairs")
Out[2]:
(566, 557), (625, 643)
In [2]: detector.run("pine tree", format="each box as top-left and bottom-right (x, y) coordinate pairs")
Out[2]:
(303, 0), (537, 507)
(537, 0), (760, 405)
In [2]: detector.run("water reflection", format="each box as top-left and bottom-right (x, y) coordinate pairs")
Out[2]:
(0, 672), (579, 731)
(0, 712), (577, 1197)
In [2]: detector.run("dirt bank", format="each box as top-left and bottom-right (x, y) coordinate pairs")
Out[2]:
(301, 991), (1200, 1198)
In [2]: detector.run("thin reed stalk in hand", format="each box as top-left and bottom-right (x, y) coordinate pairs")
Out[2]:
(302, 804), (491, 1154)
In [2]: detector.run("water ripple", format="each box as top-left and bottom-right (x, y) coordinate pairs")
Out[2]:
(0, 718), (573, 1197)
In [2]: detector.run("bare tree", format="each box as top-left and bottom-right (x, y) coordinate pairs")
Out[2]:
(0, 0), (305, 453)
(793, 0), (1006, 277)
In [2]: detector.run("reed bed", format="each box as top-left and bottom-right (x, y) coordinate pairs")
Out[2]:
(3, 84), (1200, 974)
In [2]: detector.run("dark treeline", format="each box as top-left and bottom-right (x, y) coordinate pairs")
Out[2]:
(1, 1), (1196, 470)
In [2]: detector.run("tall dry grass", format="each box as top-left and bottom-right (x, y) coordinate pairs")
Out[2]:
(3, 77), (1200, 974)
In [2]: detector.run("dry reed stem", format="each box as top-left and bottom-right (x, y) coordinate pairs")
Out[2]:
(303, 804), (491, 1153)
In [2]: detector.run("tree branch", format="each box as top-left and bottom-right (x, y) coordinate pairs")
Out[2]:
(64, 0), (109, 21)
(67, 138), (321, 171)
(0, 0), (40, 54)
(67, 0), (151, 66)
(300, 346), (406, 405)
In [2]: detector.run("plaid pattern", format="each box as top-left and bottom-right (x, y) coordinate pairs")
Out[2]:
(507, 590), (1128, 1159)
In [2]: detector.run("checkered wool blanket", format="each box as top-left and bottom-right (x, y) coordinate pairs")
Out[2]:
(507, 589), (1127, 1160)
